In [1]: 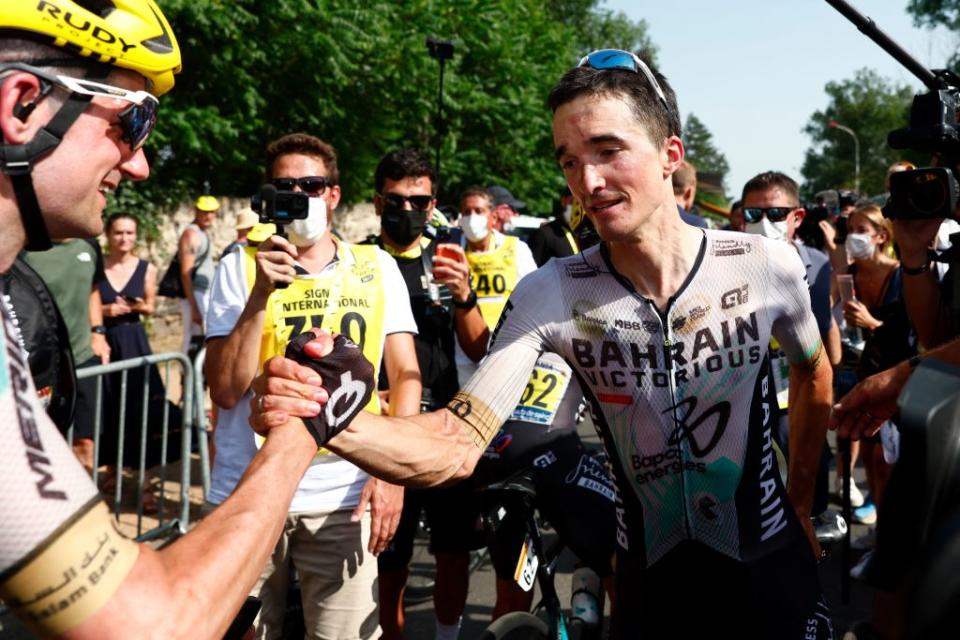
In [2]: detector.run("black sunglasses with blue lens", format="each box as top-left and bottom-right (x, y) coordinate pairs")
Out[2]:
(742, 207), (795, 224)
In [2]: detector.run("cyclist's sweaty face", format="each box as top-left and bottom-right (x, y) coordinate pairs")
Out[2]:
(553, 94), (677, 243)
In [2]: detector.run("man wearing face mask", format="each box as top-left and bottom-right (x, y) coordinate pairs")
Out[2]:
(457, 186), (538, 382)
(529, 188), (580, 266)
(204, 133), (420, 639)
(742, 171), (841, 521)
(370, 149), (489, 640)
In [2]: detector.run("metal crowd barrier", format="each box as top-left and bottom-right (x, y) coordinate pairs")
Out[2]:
(71, 352), (195, 542)
(193, 346), (211, 499)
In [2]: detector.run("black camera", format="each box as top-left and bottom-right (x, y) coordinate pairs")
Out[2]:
(880, 55), (960, 220)
(250, 184), (309, 225)
(884, 167), (960, 220)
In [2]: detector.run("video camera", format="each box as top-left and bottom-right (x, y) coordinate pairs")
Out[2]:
(827, 0), (960, 220)
(250, 183), (309, 229)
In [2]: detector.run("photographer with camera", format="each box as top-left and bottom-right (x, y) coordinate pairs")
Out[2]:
(366, 149), (489, 640)
(204, 134), (419, 639)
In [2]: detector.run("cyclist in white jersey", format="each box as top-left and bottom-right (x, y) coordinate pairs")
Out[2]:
(0, 3), (356, 638)
(253, 50), (834, 638)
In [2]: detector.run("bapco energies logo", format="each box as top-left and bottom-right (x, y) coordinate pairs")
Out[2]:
(324, 371), (367, 429)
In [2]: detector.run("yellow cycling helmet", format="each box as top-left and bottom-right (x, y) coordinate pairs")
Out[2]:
(2, 0), (182, 95)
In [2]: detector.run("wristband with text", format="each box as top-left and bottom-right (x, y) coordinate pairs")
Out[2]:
(454, 289), (478, 310)
(284, 332), (374, 447)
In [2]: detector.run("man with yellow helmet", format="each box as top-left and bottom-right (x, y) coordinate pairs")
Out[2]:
(0, 3), (341, 638)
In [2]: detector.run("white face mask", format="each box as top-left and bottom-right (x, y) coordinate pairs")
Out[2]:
(562, 204), (573, 226)
(745, 217), (789, 243)
(461, 213), (490, 243)
(845, 232), (876, 260)
(287, 196), (328, 247)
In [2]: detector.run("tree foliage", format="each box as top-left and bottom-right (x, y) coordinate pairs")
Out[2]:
(115, 0), (655, 231)
(800, 68), (924, 198)
(909, 0), (960, 32)
(682, 113), (729, 188)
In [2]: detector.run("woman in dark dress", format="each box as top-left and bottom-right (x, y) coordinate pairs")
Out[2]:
(99, 213), (173, 509)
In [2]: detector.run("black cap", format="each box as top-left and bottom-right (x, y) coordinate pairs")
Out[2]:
(488, 185), (525, 210)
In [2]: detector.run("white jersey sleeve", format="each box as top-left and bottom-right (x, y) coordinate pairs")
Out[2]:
(452, 265), (561, 446)
(763, 237), (823, 365)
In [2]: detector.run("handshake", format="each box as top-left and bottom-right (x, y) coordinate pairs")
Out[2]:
(251, 330), (374, 447)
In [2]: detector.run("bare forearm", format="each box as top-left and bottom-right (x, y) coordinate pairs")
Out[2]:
(155, 425), (314, 635)
(455, 307), (490, 362)
(69, 426), (315, 639)
(88, 289), (104, 326)
(206, 296), (268, 408)
(786, 356), (833, 517)
(903, 266), (949, 349)
(388, 373), (421, 418)
(327, 410), (481, 487)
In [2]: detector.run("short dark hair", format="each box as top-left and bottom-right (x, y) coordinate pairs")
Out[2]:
(459, 186), (492, 209)
(105, 212), (137, 232)
(265, 133), (339, 184)
(547, 55), (681, 144)
(741, 171), (800, 207)
(374, 148), (436, 195)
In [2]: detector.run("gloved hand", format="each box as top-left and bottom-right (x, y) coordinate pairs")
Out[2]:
(284, 332), (374, 447)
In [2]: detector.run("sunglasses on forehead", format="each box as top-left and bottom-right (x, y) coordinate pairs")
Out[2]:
(271, 176), (332, 195)
(0, 62), (159, 151)
(577, 49), (669, 110)
(381, 192), (433, 211)
(742, 207), (796, 224)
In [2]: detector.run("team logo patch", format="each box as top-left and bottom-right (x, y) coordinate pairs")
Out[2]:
(721, 284), (749, 310)
(571, 300), (608, 336)
(711, 239), (752, 257)
(564, 261), (599, 279)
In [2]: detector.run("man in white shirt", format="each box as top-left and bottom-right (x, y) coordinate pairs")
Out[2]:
(205, 133), (420, 639)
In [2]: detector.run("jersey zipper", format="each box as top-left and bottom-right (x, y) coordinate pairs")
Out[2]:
(652, 300), (693, 541)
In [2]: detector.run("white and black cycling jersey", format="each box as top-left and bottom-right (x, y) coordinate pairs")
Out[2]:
(0, 300), (139, 634)
(456, 229), (823, 567)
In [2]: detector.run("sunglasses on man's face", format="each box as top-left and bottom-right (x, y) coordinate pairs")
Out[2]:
(742, 207), (795, 224)
(381, 193), (433, 212)
(271, 176), (332, 195)
(0, 62), (159, 150)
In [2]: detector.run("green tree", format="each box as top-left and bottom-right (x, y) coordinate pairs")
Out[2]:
(800, 68), (924, 197)
(908, 1), (960, 68)
(114, 0), (654, 232)
(682, 113), (729, 187)
(910, 0), (960, 32)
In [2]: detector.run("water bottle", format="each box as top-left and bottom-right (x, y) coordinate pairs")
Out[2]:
(569, 566), (601, 627)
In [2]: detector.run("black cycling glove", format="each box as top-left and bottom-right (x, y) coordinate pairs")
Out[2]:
(284, 332), (374, 447)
